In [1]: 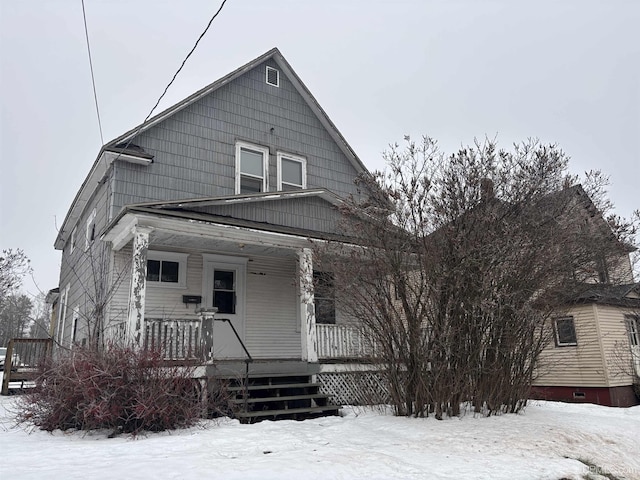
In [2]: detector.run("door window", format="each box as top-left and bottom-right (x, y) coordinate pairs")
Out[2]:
(213, 270), (235, 314)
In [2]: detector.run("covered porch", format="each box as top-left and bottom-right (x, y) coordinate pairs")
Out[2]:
(101, 199), (373, 368)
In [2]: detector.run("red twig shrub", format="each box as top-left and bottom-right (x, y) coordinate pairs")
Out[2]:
(17, 345), (206, 434)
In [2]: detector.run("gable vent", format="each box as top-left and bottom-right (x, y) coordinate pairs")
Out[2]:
(266, 66), (279, 87)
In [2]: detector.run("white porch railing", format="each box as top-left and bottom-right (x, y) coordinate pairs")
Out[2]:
(144, 318), (203, 360)
(316, 324), (377, 360)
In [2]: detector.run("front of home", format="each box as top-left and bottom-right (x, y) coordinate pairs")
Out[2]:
(50, 49), (383, 416)
(49, 48), (638, 411)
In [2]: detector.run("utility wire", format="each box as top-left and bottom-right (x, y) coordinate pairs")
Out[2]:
(81, 0), (104, 145)
(142, 0), (229, 125)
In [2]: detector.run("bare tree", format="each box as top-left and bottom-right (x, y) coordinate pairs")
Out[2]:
(320, 137), (638, 417)
(0, 249), (31, 303)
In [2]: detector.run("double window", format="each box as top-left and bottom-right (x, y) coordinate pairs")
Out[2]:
(554, 316), (577, 347)
(235, 142), (307, 194)
(146, 251), (188, 288)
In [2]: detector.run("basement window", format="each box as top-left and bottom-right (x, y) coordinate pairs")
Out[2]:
(266, 66), (279, 87)
(554, 316), (577, 347)
(146, 251), (188, 288)
(235, 141), (269, 194)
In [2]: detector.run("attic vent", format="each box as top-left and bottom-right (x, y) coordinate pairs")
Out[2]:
(266, 66), (279, 87)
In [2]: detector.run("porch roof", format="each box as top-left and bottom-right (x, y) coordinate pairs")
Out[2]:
(102, 189), (356, 251)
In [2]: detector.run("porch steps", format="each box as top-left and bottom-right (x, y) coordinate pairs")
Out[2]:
(217, 372), (340, 423)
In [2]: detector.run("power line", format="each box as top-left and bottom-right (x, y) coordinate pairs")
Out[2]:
(110, 0), (229, 160)
(81, 0), (104, 145)
(142, 0), (229, 125)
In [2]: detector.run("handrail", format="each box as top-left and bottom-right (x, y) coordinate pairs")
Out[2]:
(215, 318), (253, 415)
(214, 318), (253, 363)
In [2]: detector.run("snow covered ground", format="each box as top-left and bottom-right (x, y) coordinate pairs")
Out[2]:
(0, 396), (638, 480)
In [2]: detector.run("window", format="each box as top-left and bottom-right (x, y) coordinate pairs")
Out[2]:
(235, 142), (269, 194)
(277, 152), (306, 190)
(554, 316), (577, 346)
(626, 315), (640, 347)
(70, 226), (77, 254)
(266, 66), (279, 87)
(213, 269), (235, 314)
(314, 271), (335, 324)
(146, 251), (188, 288)
(85, 208), (96, 251)
(57, 285), (70, 345)
(71, 305), (80, 348)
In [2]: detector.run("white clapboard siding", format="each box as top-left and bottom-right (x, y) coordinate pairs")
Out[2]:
(244, 255), (301, 359)
(534, 304), (607, 387)
(597, 304), (637, 387)
(144, 253), (203, 320)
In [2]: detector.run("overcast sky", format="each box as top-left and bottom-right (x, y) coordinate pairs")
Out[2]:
(1, 0), (638, 297)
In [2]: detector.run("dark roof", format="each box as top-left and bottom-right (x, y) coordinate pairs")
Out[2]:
(573, 283), (640, 308)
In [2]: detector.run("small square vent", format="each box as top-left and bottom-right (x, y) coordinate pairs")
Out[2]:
(266, 66), (279, 87)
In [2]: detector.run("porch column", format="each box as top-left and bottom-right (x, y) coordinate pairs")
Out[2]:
(126, 226), (153, 347)
(298, 248), (318, 362)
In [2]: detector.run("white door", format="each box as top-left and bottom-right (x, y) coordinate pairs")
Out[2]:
(202, 256), (248, 359)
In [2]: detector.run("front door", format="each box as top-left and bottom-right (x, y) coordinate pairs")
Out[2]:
(202, 255), (248, 359)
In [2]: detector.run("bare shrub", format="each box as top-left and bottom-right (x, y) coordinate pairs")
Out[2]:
(321, 137), (638, 418)
(16, 344), (208, 434)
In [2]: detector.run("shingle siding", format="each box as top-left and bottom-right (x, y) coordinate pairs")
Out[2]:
(57, 169), (115, 347)
(111, 59), (362, 222)
(195, 196), (344, 236)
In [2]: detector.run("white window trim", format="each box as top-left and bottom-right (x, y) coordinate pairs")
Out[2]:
(554, 316), (577, 347)
(277, 151), (307, 190)
(70, 226), (77, 254)
(146, 251), (189, 289)
(57, 284), (70, 345)
(85, 208), (97, 251)
(235, 141), (269, 194)
(71, 305), (80, 348)
(266, 66), (279, 87)
(626, 315), (639, 347)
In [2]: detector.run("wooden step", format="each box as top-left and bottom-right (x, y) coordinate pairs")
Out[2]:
(235, 405), (341, 419)
(226, 382), (322, 392)
(230, 393), (331, 404)
(217, 372), (313, 380)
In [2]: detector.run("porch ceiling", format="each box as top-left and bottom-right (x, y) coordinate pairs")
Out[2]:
(149, 229), (296, 258)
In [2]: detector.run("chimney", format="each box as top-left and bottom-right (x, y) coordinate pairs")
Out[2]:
(480, 178), (494, 200)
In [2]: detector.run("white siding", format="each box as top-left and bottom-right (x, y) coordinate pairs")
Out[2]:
(244, 255), (301, 359)
(109, 247), (303, 359)
(596, 304), (636, 387)
(534, 304), (607, 387)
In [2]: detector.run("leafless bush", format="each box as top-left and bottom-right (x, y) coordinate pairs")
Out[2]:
(16, 344), (220, 434)
(320, 137), (637, 418)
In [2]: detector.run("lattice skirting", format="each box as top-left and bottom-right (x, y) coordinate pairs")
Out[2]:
(318, 371), (391, 405)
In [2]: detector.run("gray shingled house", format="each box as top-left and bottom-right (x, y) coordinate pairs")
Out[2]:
(52, 48), (383, 421)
